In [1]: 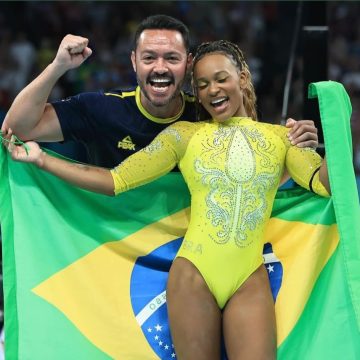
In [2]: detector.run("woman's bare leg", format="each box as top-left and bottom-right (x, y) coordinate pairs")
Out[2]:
(167, 257), (221, 360)
(223, 265), (276, 360)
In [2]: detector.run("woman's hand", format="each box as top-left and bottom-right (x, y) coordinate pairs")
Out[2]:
(9, 139), (45, 167)
(3, 128), (45, 167)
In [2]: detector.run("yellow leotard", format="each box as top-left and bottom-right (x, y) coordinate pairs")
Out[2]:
(111, 117), (329, 308)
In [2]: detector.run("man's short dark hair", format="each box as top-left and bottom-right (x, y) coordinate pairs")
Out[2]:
(133, 14), (190, 53)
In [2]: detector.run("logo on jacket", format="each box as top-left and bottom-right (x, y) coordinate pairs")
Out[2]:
(118, 136), (136, 150)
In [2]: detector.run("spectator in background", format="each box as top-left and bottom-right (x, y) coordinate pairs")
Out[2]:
(9, 32), (36, 95)
(329, 2), (360, 179)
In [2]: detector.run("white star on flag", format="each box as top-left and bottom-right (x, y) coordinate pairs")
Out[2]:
(267, 264), (274, 273)
(155, 324), (163, 331)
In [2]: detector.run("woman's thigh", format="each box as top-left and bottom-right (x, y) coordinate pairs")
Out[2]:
(167, 257), (222, 360)
(223, 264), (276, 360)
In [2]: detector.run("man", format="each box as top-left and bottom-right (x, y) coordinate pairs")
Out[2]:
(2, 15), (318, 168)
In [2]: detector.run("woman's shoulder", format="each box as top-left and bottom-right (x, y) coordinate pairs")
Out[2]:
(170, 120), (207, 130)
(162, 121), (206, 142)
(257, 120), (288, 133)
(255, 121), (290, 145)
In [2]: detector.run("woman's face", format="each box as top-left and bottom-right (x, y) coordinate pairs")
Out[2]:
(193, 53), (248, 122)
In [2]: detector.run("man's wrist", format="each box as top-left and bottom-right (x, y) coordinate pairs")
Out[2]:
(47, 61), (68, 79)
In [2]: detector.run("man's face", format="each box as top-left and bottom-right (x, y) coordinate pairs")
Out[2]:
(131, 29), (191, 110)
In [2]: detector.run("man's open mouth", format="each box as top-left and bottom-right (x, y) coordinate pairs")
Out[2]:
(148, 77), (174, 89)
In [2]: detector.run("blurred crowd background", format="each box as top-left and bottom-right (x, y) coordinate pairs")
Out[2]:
(0, 0), (360, 329)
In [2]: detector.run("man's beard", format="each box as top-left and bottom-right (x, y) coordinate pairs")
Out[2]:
(136, 75), (183, 108)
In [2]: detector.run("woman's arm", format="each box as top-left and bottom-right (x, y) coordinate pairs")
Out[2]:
(285, 145), (330, 197)
(318, 157), (330, 195)
(278, 119), (319, 186)
(9, 139), (114, 196)
(5, 122), (190, 196)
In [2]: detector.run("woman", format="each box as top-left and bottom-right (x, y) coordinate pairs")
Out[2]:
(6, 40), (330, 360)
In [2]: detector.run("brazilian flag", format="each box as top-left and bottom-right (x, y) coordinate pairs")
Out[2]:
(0, 81), (359, 359)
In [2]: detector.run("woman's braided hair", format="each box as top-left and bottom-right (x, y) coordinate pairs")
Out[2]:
(192, 40), (258, 121)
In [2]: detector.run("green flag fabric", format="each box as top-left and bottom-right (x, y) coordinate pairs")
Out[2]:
(0, 81), (359, 359)
(309, 81), (360, 323)
(276, 81), (360, 359)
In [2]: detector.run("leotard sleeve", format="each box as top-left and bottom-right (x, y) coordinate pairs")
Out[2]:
(272, 124), (330, 197)
(110, 121), (197, 195)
